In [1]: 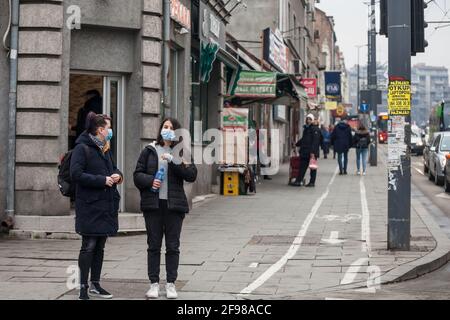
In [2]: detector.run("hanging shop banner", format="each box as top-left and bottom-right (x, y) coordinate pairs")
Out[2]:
(170, 0), (191, 30)
(233, 71), (277, 98)
(388, 80), (411, 116)
(200, 41), (219, 83)
(222, 107), (249, 130)
(325, 101), (338, 110)
(299, 78), (317, 98)
(263, 28), (289, 73)
(325, 71), (342, 97)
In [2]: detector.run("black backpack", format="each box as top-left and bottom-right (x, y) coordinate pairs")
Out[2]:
(58, 145), (89, 198)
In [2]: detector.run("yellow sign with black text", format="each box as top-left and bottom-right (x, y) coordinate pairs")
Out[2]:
(388, 80), (411, 116)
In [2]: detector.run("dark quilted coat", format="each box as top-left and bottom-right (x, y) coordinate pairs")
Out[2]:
(133, 143), (197, 214)
(70, 132), (122, 236)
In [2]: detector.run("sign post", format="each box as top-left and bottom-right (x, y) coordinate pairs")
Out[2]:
(387, 0), (411, 251)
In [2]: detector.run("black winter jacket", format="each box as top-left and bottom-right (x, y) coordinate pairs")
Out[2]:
(296, 125), (321, 158)
(331, 122), (353, 153)
(353, 130), (371, 149)
(133, 143), (197, 214)
(70, 132), (123, 236)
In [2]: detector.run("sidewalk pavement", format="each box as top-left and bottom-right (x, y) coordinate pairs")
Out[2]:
(0, 148), (449, 300)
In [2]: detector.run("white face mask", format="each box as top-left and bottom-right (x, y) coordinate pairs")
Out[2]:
(161, 128), (176, 141)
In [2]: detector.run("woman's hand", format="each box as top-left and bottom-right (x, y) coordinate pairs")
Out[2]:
(111, 174), (122, 184)
(152, 179), (162, 189)
(105, 176), (115, 187)
(161, 153), (173, 163)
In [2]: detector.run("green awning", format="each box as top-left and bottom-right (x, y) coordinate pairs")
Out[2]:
(228, 71), (308, 106)
(232, 70), (277, 98)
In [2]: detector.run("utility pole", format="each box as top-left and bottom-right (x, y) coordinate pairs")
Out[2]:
(387, 0), (412, 250)
(368, 0), (378, 166)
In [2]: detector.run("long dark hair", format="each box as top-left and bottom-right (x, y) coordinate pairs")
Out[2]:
(156, 118), (182, 147)
(85, 112), (111, 135)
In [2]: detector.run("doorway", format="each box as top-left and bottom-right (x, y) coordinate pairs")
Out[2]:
(68, 73), (126, 212)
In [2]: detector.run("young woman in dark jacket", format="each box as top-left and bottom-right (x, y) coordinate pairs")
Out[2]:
(70, 113), (123, 300)
(331, 119), (353, 175)
(353, 124), (371, 175)
(134, 118), (197, 300)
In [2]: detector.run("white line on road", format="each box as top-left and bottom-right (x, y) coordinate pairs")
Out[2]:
(321, 231), (346, 245)
(239, 168), (339, 296)
(340, 258), (369, 285)
(249, 263), (259, 268)
(413, 167), (424, 176)
(360, 178), (372, 255)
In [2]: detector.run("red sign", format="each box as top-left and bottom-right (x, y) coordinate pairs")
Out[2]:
(300, 78), (317, 98)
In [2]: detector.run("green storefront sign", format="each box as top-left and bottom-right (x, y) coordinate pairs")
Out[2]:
(233, 71), (277, 98)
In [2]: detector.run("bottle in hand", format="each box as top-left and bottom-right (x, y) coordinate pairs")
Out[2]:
(151, 168), (165, 193)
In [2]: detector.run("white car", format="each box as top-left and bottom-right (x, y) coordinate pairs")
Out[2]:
(428, 132), (450, 186)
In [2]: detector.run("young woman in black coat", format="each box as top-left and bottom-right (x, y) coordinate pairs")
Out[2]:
(70, 112), (123, 300)
(134, 118), (197, 300)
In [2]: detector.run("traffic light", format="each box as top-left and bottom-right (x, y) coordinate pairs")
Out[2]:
(379, 0), (428, 54)
(411, 0), (428, 55)
(380, 0), (388, 37)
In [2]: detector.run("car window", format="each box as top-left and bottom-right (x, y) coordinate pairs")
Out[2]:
(440, 136), (450, 152)
(433, 135), (441, 148)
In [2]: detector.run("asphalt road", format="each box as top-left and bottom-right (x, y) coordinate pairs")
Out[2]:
(306, 153), (450, 300)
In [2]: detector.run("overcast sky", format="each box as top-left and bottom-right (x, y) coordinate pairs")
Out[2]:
(316, 0), (450, 72)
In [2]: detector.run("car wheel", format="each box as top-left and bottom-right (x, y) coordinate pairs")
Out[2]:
(428, 166), (434, 181)
(445, 175), (450, 193)
(435, 167), (444, 186)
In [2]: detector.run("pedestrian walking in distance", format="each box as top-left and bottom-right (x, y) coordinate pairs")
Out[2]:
(70, 112), (123, 300)
(134, 118), (197, 300)
(331, 118), (353, 175)
(353, 124), (371, 176)
(293, 114), (321, 187)
(320, 125), (331, 159)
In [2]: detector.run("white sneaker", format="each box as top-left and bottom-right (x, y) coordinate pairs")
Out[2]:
(166, 283), (178, 299)
(363, 172), (367, 176)
(146, 283), (159, 299)
(357, 171), (361, 175)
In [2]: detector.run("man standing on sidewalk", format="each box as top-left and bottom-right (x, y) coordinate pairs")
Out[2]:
(293, 114), (321, 187)
(331, 118), (353, 175)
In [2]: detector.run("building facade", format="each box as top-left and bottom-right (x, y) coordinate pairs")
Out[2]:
(412, 64), (450, 126)
(0, 0), (241, 229)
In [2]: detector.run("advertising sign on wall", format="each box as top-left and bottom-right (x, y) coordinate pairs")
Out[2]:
(170, 0), (191, 30)
(325, 71), (342, 97)
(299, 78), (317, 98)
(263, 28), (289, 73)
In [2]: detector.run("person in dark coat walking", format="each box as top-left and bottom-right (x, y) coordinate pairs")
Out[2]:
(293, 114), (321, 187)
(73, 90), (103, 141)
(353, 124), (371, 175)
(320, 125), (331, 159)
(331, 119), (353, 175)
(70, 112), (123, 300)
(134, 118), (197, 300)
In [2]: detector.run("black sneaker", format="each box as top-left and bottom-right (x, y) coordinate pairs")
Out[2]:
(89, 282), (113, 299)
(305, 183), (315, 188)
(79, 285), (90, 300)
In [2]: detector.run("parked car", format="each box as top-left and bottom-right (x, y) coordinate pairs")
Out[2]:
(427, 132), (450, 186)
(423, 132), (439, 174)
(444, 153), (450, 193)
(411, 127), (425, 155)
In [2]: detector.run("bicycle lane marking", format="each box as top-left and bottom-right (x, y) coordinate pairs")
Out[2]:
(239, 167), (340, 295)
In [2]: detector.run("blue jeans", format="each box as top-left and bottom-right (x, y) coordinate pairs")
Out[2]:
(356, 148), (369, 173)
(337, 152), (348, 173)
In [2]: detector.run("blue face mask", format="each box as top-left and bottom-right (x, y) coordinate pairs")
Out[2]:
(106, 129), (113, 142)
(161, 128), (176, 142)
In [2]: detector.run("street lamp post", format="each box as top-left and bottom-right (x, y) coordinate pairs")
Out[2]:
(356, 44), (367, 115)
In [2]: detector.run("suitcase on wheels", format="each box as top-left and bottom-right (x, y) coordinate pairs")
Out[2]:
(288, 155), (301, 185)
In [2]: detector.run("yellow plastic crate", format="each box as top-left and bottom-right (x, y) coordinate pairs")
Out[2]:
(223, 172), (239, 196)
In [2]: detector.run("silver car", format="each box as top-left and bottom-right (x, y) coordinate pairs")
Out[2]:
(428, 132), (450, 186)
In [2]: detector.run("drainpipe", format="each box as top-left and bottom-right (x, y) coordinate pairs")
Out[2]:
(162, 0), (170, 117)
(2, 0), (19, 230)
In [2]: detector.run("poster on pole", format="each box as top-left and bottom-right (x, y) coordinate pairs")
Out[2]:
(388, 80), (411, 116)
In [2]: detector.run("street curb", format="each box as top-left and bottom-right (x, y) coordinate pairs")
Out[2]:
(379, 198), (450, 284)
